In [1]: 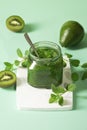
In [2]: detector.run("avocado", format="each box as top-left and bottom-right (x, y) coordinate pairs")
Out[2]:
(59, 20), (85, 47)
(0, 70), (16, 87)
(6, 15), (25, 32)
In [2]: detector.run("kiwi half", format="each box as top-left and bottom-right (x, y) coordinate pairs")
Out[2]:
(6, 15), (25, 32)
(0, 70), (16, 87)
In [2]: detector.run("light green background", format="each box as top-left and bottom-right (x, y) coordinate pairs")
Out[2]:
(0, 0), (87, 130)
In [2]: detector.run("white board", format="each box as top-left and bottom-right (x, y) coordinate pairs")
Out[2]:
(16, 56), (73, 110)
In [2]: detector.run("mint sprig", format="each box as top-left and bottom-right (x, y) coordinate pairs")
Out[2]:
(4, 48), (30, 71)
(49, 83), (76, 106)
(65, 53), (87, 81)
(4, 62), (13, 71)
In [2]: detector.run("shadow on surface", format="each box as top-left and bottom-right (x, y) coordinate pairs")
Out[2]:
(1, 84), (16, 91)
(67, 33), (87, 50)
(22, 22), (41, 33)
(73, 69), (87, 110)
(78, 33), (87, 49)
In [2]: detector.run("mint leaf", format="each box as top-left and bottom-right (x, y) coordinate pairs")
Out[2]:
(65, 53), (72, 58)
(49, 94), (57, 103)
(5, 66), (13, 70)
(14, 60), (20, 66)
(22, 60), (29, 67)
(70, 59), (80, 67)
(51, 84), (59, 94)
(57, 86), (66, 94)
(51, 84), (66, 94)
(81, 63), (87, 68)
(4, 62), (13, 70)
(67, 84), (76, 91)
(81, 71), (87, 80)
(58, 96), (64, 106)
(71, 72), (79, 81)
(17, 48), (23, 58)
(25, 50), (29, 56)
(4, 62), (12, 66)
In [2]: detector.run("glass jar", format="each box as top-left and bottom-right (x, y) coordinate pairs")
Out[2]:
(27, 41), (63, 89)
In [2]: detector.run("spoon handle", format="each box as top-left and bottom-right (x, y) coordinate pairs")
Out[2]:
(24, 33), (39, 57)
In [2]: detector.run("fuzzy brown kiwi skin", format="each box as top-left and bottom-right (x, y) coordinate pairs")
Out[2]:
(6, 15), (25, 32)
(0, 70), (16, 88)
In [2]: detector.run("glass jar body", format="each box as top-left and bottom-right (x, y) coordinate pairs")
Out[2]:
(27, 41), (63, 89)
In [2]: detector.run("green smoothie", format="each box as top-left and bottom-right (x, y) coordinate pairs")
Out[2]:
(27, 41), (63, 89)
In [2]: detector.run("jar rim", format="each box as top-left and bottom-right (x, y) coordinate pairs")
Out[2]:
(29, 41), (62, 62)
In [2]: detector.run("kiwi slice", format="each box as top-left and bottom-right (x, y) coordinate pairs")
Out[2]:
(0, 70), (16, 87)
(6, 15), (25, 32)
